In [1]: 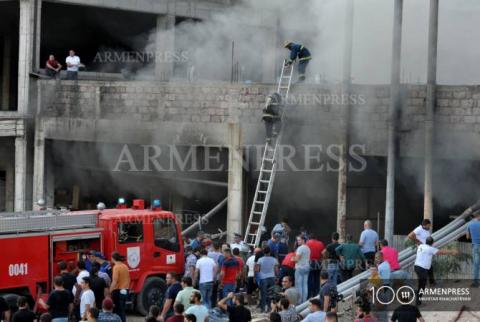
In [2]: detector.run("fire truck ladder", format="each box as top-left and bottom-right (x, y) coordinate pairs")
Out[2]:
(244, 60), (293, 248)
(0, 211), (98, 235)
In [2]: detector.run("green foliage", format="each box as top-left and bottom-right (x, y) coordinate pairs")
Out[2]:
(403, 237), (416, 249)
(432, 243), (471, 278)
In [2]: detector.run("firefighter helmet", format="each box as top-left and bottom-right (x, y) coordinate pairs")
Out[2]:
(37, 198), (46, 207)
(283, 40), (292, 48)
(97, 202), (106, 210)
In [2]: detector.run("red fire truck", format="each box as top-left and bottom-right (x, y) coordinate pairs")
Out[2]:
(0, 199), (185, 315)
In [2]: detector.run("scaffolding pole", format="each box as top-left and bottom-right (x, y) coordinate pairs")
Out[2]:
(182, 197), (228, 236)
(424, 0), (439, 227)
(385, 0), (403, 242)
(337, 0), (354, 241)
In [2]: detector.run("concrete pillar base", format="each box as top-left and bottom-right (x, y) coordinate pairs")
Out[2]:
(14, 136), (27, 211)
(226, 123), (243, 243)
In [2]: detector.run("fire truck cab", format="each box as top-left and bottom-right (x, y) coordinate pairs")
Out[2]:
(0, 199), (184, 315)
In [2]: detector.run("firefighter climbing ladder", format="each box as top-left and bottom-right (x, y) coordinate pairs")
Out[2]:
(244, 60), (294, 247)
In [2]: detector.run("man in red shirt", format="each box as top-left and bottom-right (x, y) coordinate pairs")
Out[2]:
(232, 248), (245, 289)
(219, 248), (239, 298)
(380, 239), (409, 282)
(306, 233), (325, 297)
(379, 239), (399, 270)
(46, 54), (62, 79)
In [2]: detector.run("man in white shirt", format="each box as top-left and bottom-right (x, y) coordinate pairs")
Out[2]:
(194, 248), (217, 309)
(408, 219), (432, 245)
(409, 219), (435, 285)
(245, 250), (258, 304)
(80, 276), (96, 320)
(230, 233), (249, 254)
(66, 49), (81, 80)
(413, 236), (458, 305)
(73, 260), (90, 296)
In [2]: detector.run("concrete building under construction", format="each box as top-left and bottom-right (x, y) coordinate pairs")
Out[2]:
(1, 0), (480, 243)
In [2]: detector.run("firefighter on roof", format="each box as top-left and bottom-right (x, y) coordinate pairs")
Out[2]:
(284, 41), (312, 82)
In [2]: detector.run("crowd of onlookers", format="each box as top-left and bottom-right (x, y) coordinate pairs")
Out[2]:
(3, 211), (480, 322)
(0, 250), (130, 322)
(174, 217), (468, 322)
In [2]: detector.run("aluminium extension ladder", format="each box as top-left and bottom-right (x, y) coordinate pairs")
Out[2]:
(244, 60), (294, 248)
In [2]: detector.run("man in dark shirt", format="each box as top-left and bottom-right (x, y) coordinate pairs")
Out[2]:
(0, 296), (11, 322)
(390, 304), (425, 322)
(39, 276), (73, 320)
(323, 232), (341, 286)
(218, 292), (252, 322)
(90, 263), (108, 309)
(319, 271), (336, 313)
(12, 297), (36, 322)
(160, 272), (182, 321)
(58, 261), (76, 296)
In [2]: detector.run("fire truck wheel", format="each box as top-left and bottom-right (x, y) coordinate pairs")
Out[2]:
(136, 276), (167, 315)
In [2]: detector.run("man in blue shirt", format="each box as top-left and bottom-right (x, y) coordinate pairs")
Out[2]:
(467, 210), (480, 287)
(190, 231), (204, 250)
(359, 220), (379, 268)
(267, 233), (281, 260)
(375, 252), (391, 285)
(318, 271), (336, 313)
(255, 246), (279, 313)
(300, 299), (326, 322)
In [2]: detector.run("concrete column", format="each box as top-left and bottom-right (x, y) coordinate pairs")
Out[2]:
(18, 0), (35, 114)
(2, 35), (11, 110)
(155, 14), (175, 81)
(45, 151), (55, 209)
(227, 123), (244, 243)
(337, 0), (354, 241)
(14, 136), (28, 211)
(33, 0), (42, 71)
(424, 0), (439, 226)
(32, 122), (45, 208)
(385, 0), (403, 243)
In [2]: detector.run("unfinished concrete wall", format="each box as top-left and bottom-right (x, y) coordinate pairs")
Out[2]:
(37, 81), (480, 159)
